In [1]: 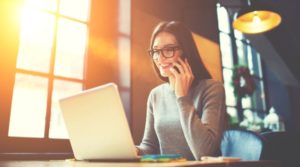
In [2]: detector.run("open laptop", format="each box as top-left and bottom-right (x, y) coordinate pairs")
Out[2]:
(58, 83), (139, 161)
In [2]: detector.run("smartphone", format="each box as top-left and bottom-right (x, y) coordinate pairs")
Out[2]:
(173, 66), (180, 73)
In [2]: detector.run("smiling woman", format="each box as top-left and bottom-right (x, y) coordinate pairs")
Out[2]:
(136, 21), (226, 161)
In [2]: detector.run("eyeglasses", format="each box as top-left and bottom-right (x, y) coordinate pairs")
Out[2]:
(148, 46), (181, 59)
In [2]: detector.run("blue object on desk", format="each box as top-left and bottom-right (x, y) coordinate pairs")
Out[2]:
(141, 154), (185, 162)
(142, 154), (182, 159)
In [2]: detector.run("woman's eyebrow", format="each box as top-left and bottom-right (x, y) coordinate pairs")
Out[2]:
(153, 43), (178, 49)
(163, 44), (178, 47)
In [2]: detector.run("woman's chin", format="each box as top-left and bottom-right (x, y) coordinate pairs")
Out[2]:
(160, 70), (171, 77)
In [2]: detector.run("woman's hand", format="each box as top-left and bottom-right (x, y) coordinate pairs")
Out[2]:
(170, 58), (194, 97)
(135, 146), (142, 155)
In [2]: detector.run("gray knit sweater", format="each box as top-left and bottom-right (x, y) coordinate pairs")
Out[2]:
(137, 79), (226, 160)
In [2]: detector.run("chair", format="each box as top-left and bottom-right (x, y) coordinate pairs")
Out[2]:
(260, 131), (300, 167)
(220, 129), (264, 160)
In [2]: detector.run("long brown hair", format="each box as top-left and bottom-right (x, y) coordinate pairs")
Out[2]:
(149, 21), (211, 83)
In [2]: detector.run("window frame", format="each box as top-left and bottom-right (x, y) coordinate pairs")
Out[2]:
(216, 4), (267, 127)
(0, 0), (91, 153)
(0, 0), (131, 154)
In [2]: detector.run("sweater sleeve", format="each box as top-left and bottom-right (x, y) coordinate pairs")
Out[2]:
(176, 81), (225, 160)
(137, 91), (160, 155)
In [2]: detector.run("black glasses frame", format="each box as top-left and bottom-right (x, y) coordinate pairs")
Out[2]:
(148, 46), (181, 59)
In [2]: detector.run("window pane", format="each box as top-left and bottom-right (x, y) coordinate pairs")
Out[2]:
(223, 69), (236, 106)
(252, 79), (266, 111)
(49, 80), (82, 139)
(219, 33), (234, 68)
(251, 50), (263, 78)
(224, 83), (236, 106)
(17, 8), (55, 73)
(59, 0), (90, 22)
(54, 18), (87, 79)
(247, 45), (254, 74)
(242, 96), (252, 108)
(222, 68), (233, 83)
(9, 73), (48, 138)
(234, 29), (244, 40)
(24, 0), (58, 12)
(227, 107), (239, 125)
(216, 5), (230, 33)
(236, 40), (247, 66)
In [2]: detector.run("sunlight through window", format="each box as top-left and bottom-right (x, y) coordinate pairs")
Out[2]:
(9, 0), (90, 139)
(49, 80), (82, 139)
(9, 74), (48, 138)
(17, 7), (54, 73)
(59, 0), (90, 21)
(24, 0), (57, 12)
(54, 18), (87, 79)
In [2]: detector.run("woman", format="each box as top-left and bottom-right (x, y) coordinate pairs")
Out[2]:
(136, 21), (226, 161)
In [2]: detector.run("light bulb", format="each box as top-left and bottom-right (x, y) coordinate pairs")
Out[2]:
(252, 11), (261, 25)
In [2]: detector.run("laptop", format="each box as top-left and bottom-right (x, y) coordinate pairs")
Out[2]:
(58, 83), (139, 161)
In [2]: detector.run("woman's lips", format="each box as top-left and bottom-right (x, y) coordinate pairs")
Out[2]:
(159, 64), (173, 70)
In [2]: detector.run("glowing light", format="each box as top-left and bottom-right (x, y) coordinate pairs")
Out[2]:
(252, 12), (262, 25)
(233, 10), (282, 34)
(23, 0), (57, 12)
(17, 4), (55, 72)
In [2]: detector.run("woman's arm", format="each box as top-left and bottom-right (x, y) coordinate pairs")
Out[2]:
(136, 91), (160, 155)
(176, 80), (226, 160)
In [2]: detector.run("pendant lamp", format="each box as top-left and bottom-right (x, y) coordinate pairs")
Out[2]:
(233, 0), (282, 34)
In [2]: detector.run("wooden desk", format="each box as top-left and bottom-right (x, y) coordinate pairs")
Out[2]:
(0, 160), (281, 167)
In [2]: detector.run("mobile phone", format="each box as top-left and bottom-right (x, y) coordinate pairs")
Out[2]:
(173, 66), (180, 73)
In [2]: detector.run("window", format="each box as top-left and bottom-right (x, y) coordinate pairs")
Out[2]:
(9, 0), (90, 141)
(216, 4), (266, 130)
(0, 0), (132, 153)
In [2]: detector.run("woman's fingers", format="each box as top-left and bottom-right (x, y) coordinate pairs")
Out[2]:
(178, 58), (189, 73)
(170, 66), (180, 77)
(185, 59), (192, 74)
(171, 58), (195, 97)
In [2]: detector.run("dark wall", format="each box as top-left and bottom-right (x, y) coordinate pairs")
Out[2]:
(253, 0), (300, 132)
(265, 67), (292, 131)
(254, 0), (300, 83)
(135, 0), (219, 43)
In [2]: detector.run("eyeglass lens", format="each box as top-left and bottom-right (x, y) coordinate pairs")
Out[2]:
(150, 46), (179, 59)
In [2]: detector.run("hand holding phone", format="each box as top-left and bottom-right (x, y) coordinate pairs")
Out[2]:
(170, 57), (194, 97)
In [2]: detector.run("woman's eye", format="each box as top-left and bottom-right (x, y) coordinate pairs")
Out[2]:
(164, 48), (173, 52)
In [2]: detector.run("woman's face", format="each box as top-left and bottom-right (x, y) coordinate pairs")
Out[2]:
(152, 32), (182, 77)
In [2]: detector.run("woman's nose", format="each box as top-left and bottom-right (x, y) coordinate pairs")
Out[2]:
(156, 51), (166, 62)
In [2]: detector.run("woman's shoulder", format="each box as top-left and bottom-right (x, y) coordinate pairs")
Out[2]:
(197, 79), (224, 88)
(193, 79), (224, 94)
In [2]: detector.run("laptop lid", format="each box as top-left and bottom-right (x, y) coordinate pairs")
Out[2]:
(59, 83), (138, 161)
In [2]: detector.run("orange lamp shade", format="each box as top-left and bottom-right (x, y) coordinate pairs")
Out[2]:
(233, 10), (282, 34)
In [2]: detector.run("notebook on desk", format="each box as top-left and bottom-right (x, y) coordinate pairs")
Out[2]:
(58, 83), (139, 161)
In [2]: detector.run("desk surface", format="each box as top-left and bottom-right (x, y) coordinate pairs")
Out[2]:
(0, 160), (281, 167)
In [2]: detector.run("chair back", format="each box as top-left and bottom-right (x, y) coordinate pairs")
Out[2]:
(221, 129), (263, 160)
